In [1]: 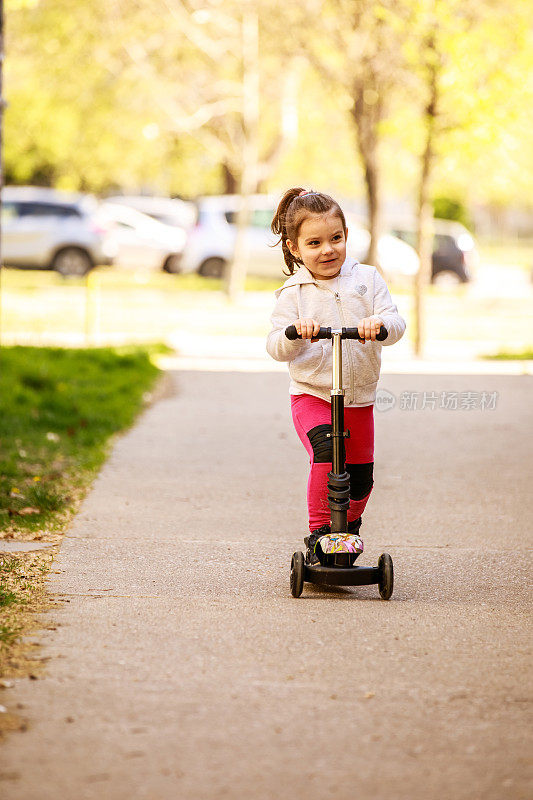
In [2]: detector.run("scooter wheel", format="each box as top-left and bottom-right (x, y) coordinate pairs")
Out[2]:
(378, 553), (394, 600)
(290, 551), (304, 598)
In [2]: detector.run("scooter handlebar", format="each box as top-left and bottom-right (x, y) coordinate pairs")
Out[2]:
(285, 324), (388, 342)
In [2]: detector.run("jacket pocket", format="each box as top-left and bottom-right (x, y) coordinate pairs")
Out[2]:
(289, 343), (331, 387)
(346, 341), (380, 387)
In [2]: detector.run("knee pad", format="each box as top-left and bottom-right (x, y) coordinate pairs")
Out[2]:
(347, 462), (374, 500)
(307, 424), (333, 463)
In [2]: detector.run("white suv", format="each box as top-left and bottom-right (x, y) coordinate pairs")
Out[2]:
(181, 195), (279, 278)
(2, 186), (117, 276)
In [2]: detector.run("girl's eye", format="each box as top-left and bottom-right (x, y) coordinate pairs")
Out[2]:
(333, 234), (342, 241)
(308, 240), (319, 246)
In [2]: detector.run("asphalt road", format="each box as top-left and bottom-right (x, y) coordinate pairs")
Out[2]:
(1, 370), (532, 800)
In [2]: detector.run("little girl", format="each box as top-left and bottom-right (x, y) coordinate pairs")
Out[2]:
(266, 187), (406, 564)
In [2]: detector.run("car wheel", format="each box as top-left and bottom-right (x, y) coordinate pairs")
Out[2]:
(51, 247), (93, 277)
(199, 257), (226, 278)
(432, 270), (463, 287)
(163, 254), (182, 274)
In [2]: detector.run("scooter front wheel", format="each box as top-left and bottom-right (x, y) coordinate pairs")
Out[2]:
(290, 551), (305, 598)
(378, 553), (394, 600)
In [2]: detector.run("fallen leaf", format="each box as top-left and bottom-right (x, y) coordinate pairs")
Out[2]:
(18, 507), (41, 516)
(363, 691), (375, 700)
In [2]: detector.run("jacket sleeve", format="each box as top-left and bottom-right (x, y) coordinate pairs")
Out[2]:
(372, 270), (407, 346)
(266, 286), (307, 362)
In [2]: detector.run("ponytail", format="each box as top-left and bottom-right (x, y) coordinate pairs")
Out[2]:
(271, 187), (347, 276)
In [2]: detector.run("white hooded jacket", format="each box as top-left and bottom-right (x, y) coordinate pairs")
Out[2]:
(266, 257), (406, 406)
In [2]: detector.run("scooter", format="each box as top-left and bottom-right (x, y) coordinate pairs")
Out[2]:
(285, 323), (394, 600)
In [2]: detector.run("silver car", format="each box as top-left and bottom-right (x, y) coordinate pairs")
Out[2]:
(97, 201), (187, 273)
(105, 194), (197, 231)
(2, 186), (117, 276)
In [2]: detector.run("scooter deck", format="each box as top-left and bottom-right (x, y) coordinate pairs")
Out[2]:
(304, 564), (380, 587)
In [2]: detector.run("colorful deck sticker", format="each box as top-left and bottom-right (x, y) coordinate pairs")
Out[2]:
(318, 533), (364, 555)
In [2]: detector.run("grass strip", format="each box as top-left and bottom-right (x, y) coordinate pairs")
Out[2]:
(0, 345), (163, 680)
(483, 349), (533, 360)
(0, 345), (161, 538)
(0, 548), (56, 737)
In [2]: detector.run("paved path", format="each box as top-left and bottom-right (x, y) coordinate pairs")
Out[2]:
(1, 370), (532, 800)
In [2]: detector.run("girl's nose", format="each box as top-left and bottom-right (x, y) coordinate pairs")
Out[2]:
(322, 241), (334, 254)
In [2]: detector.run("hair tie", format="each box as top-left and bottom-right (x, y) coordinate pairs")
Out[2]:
(299, 190), (315, 197)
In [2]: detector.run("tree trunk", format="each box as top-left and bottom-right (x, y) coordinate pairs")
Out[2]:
(225, 8), (259, 302)
(0, 0), (4, 348)
(364, 152), (381, 268)
(414, 36), (440, 358)
(351, 78), (383, 271)
(222, 162), (239, 195)
(256, 56), (302, 193)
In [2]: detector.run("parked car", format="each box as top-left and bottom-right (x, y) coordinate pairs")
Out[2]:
(181, 195), (278, 278)
(181, 195), (419, 281)
(389, 219), (478, 283)
(105, 195), (197, 232)
(1, 186), (117, 276)
(344, 214), (419, 280)
(97, 202), (187, 273)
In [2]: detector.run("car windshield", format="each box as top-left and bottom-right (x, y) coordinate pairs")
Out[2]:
(224, 209), (274, 227)
(15, 202), (81, 218)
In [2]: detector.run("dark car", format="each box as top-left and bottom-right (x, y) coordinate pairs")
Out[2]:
(390, 220), (478, 283)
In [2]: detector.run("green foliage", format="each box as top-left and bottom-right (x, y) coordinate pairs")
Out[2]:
(4, 0), (532, 206)
(0, 588), (18, 609)
(433, 197), (471, 228)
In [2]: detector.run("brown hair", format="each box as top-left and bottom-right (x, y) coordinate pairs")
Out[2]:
(271, 188), (347, 275)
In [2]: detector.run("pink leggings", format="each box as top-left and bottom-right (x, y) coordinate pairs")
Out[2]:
(291, 393), (374, 532)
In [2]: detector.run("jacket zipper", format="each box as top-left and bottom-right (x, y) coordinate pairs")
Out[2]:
(334, 291), (355, 404)
(317, 284), (355, 404)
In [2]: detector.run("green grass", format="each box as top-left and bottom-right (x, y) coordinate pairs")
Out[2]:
(0, 345), (161, 537)
(0, 624), (20, 645)
(1, 265), (281, 293)
(483, 348), (533, 360)
(0, 587), (18, 608)
(0, 550), (55, 678)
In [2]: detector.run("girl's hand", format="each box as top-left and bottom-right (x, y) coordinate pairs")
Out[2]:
(357, 315), (385, 343)
(294, 318), (320, 341)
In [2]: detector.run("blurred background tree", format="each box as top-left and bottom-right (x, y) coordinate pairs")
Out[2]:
(394, 0), (532, 354)
(287, 0), (410, 268)
(6, 0), (531, 205)
(4, 0), (532, 313)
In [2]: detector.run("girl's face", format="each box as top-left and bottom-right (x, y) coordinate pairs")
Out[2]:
(287, 212), (348, 280)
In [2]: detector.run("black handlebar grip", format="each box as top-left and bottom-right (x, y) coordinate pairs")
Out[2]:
(343, 325), (388, 342)
(285, 324), (300, 340)
(285, 325), (332, 340)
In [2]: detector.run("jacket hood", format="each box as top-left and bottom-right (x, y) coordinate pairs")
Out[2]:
(274, 256), (359, 298)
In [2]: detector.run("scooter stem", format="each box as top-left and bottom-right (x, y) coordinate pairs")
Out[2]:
(328, 332), (350, 533)
(331, 333), (344, 399)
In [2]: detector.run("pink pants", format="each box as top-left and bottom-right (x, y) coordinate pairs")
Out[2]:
(291, 393), (374, 532)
